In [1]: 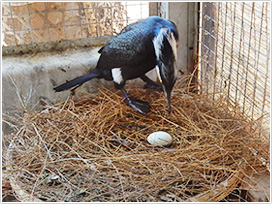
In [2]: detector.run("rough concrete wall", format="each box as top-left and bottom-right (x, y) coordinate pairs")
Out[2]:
(3, 46), (101, 115)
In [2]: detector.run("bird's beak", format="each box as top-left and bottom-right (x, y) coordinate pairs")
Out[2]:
(164, 88), (172, 114)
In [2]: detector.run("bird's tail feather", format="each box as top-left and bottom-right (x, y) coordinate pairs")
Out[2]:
(54, 70), (100, 92)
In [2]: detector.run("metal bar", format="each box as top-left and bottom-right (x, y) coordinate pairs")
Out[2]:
(198, 2), (203, 92)
(212, 2), (220, 101)
(242, 2), (255, 113)
(227, 3), (237, 104)
(251, 3), (265, 121)
(219, 2), (228, 91)
(234, 3), (245, 106)
(260, 2), (271, 133)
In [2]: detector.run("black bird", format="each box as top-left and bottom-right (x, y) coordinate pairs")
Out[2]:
(54, 16), (179, 114)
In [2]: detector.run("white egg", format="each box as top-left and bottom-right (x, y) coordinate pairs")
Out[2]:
(147, 131), (173, 146)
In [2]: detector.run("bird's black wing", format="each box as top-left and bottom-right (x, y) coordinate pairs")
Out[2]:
(97, 27), (154, 70)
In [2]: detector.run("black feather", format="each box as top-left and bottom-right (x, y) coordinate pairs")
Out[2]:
(54, 70), (100, 92)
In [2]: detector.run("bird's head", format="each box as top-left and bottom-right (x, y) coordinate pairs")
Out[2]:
(153, 23), (179, 114)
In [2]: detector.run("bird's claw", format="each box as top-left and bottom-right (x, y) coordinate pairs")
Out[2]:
(125, 97), (151, 115)
(143, 82), (163, 91)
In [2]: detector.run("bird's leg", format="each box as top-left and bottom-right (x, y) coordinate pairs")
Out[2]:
(140, 75), (163, 91)
(120, 87), (151, 115)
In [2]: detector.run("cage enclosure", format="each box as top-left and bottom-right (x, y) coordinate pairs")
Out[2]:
(2, 2), (270, 202)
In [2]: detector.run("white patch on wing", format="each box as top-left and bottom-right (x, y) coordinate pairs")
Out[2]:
(153, 28), (168, 62)
(153, 28), (168, 81)
(167, 32), (178, 60)
(153, 28), (178, 62)
(112, 68), (123, 84)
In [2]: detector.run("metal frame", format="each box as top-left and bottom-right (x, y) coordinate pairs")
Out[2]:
(199, 2), (270, 137)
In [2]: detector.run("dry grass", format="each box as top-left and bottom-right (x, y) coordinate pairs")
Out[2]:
(3, 81), (269, 202)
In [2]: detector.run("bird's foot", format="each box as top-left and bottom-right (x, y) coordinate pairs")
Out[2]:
(144, 82), (163, 91)
(125, 97), (151, 115)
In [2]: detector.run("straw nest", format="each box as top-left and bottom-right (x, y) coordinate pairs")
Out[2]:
(3, 81), (269, 202)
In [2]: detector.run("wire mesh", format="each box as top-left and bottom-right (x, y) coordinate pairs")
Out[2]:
(199, 2), (270, 138)
(2, 2), (149, 46)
